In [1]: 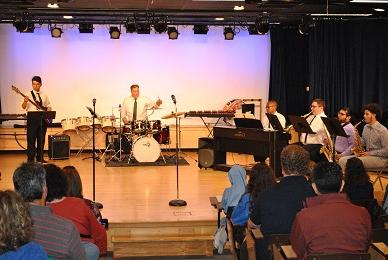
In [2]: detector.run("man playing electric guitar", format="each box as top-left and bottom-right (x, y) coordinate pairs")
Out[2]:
(20, 76), (52, 163)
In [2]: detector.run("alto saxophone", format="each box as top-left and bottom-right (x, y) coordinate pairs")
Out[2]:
(320, 123), (335, 162)
(352, 120), (365, 156)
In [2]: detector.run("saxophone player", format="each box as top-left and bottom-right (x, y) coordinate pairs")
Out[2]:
(335, 107), (355, 161)
(300, 98), (328, 163)
(339, 103), (388, 170)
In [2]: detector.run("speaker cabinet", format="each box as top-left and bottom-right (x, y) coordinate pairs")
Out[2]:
(48, 134), (70, 160)
(198, 137), (216, 169)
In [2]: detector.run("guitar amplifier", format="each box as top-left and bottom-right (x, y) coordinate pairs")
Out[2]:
(48, 134), (70, 160)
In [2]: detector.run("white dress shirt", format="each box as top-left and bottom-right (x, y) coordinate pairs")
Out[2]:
(262, 111), (286, 130)
(300, 112), (327, 144)
(121, 95), (155, 121)
(23, 90), (51, 111)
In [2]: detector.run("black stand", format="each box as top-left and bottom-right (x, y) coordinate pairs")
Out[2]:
(169, 96), (187, 207)
(288, 115), (316, 137)
(266, 113), (284, 131)
(27, 111), (56, 163)
(84, 105), (101, 163)
(321, 117), (348, 162)
(86, 100), (98, 201)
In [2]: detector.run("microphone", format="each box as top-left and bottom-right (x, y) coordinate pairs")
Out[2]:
(171, 95), (176, 104)
(93, 98), (96, 105)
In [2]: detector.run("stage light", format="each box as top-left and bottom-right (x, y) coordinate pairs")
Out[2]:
(13, 20), (35, 33)
(256, 18), (269, 35)
(298, 16), (312, 35)
(51, 27), (62, 38)
(47, 3), (59, 8)
(109, 26), (121, 39)
(125, 21), (136, 33)
(224, 27), (235, 40)
(136, 23), (151, 34)
(248, 24), (259, 35)
(79, 23), (93, 33)
(234, 5), (245, 11)
(193, 24), (209, 35)
(167, 27), (179, 40)
(154, 21), (167, 33)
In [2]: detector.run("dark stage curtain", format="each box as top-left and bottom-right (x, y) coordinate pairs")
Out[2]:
(269, 20), (388, 122)
(309, 19), (388, 118)
(269, 27), (310, 119)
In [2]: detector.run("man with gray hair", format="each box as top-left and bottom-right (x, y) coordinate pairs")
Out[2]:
(249, 145), (315, 259)
(13, 162), (85, 259)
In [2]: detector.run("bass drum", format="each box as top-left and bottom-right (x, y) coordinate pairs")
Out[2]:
(132, 136), (161, 163)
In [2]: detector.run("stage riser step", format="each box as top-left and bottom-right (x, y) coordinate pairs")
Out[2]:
(113, 239), (213, 258)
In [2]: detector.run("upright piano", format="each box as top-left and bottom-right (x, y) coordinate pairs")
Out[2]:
(212, 126), (290, 177)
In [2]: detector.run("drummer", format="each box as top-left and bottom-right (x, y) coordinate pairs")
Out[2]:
(121, 84), (162, 124)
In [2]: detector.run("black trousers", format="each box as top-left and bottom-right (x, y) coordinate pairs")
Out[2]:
(27, 118), (47, 162)
(303, 144), (327, 163)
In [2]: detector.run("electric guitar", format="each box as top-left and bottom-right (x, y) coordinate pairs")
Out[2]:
(11, 85), (51, 123)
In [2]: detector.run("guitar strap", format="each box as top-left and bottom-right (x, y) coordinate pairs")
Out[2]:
(30, 91), (43, 107)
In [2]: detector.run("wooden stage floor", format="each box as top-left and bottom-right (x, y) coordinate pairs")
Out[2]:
(0, 151), (256, 223)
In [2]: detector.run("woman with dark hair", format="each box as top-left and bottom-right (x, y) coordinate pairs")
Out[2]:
(44, 164), (107, 260)
(0, 190), (47, 259)
(231, 163), (276, 244)
(343, 157), (374, 201)
(63, 166), (102, 221)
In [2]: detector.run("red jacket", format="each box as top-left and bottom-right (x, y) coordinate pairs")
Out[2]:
(48, 197), (107, 255)
(290, 193), (371, 259)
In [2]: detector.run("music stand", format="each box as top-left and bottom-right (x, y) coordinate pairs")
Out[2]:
(266, 113), (284, 131)
(27, 111), (56, 162)
(288, 115), (315, 135)
(321, 117), (348, 162)
(233, 118), (264, 129)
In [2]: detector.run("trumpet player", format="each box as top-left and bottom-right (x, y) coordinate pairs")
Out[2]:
(339, 103), (388, 170)
(335, 107), (355, 161)
(300, 98), (328, 163)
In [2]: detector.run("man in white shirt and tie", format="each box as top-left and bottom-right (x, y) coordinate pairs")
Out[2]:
(262, 100), (286, 130)
(21, 76), (52, 163)
(300, 98), (328, 163)
(121, 84), (162, 124)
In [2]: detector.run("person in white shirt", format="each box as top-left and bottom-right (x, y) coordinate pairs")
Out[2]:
(262, 100), (286, 130)
(121, 84), (162, 124)
(21, 76), (52, 163)
(300, 98), (327, 163)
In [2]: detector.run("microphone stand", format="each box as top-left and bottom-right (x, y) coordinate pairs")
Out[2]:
(92, 99), (96, 201)
(169, 96), (187, 207)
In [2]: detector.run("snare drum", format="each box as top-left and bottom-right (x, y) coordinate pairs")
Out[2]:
(132, 136), (161, 162)
(61, 118), (77, 133)
(76, 117), (92, 131)
(102, 116), (116, 133)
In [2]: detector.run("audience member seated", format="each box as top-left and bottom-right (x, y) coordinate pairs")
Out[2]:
(0, 190), (48, 260)
(13, 162), (85, 259)
(221, 165), (246, 217)
(343, 157), (374, 201)
(63, 165), (103, 221)
(249, 145), (316, 260)
(44, 164), (107, 259)
(231, 163), (276, 244)
(290, 162), (371, 259)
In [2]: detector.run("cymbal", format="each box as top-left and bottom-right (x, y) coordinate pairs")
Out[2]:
(146, 107), (164, 110)
(161, 112), (186, 119)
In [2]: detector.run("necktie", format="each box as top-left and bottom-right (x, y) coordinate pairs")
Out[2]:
(304, 115), (316, 143)
(133, 99), (137, 121)
(37, 92), (43, 106)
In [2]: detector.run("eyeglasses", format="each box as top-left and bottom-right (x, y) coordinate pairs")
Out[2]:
(310, 105), (321, 108)
(338, 112), (347, 116)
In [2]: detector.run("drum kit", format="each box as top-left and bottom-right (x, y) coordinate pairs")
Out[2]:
(60, 107), (172, 164)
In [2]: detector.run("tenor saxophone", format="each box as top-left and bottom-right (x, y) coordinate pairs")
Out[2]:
(352, 120), (365, 156)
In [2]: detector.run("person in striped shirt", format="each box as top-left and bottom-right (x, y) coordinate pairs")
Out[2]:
(13, 162), (85, 260)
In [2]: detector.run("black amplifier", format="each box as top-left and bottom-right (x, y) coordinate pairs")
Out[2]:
(48, 134), (70, 160)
